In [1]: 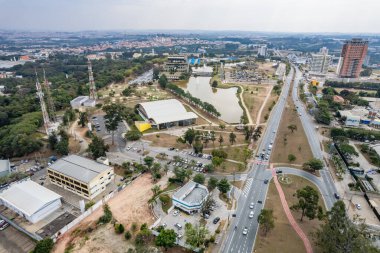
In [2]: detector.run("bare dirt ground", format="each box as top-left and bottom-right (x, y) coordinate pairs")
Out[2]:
(270, 86), (313, 165)
(142, 133), (190, 149)
(254, 175), (325, 253)
(53, 173), (168, 253)
(259, 90), (278, 123)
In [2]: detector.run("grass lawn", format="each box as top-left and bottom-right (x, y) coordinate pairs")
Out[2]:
(142, 133), (189, 149)
(161, 198), (172, 214)
(260, 90), (278, 123)
(242, 85), (270, 124)
(270, 85), (313, 165)
(204, 144), (249, 163)
(254, 175), (325, 253)
(161, 182), (180, 193)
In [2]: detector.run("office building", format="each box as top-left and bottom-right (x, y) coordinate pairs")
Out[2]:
(337, 39), (368, 78)
(48, 155), (114, 199)
(172, 181), (209, 214)
(310, 50), (331, 74)
(163, 55), (189, 80)
(257, 45), (267, 57)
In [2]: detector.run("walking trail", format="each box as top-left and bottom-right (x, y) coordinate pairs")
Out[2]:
(256, 85), (273, 126)
(270, 164), (313, 253)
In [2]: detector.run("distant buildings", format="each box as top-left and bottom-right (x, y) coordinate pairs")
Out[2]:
(137, 99), (198, 130)
(172, 181), (209, 214)
(337, 39), (368, 78)
(192, 65), (213, 77)
(163, 55), (189, 80)
(0, 180), (62, 223)
(48, 155), (114, 199)
(310, 47), (331, 75)
(257, 45), (267, 57)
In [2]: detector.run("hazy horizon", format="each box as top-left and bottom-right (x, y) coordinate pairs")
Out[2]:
(1, 0), (379, 33)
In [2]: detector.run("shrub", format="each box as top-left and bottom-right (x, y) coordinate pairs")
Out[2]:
(85, 201), (95, 211)
(115, 223), (125, 234)
(131, 223), (137, 232)
(125, 231), (132, 240)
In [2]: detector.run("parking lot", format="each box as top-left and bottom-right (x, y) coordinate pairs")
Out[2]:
(0, 226), (35, 253)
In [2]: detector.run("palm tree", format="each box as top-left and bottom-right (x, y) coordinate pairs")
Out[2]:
(151, 185), (161, 195)
(218, 135), (224, 146)
(288, 124), (297, 133)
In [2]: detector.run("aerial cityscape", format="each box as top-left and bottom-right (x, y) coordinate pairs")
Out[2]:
(1, 1), (380, 253)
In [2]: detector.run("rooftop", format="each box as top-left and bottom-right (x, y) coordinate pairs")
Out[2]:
(173, 181), (208, 205)
(49, 155), (112, 184)
(138, 99), (197, 125)
(0, 159), (10, 173)
(0, 180), (61, 217)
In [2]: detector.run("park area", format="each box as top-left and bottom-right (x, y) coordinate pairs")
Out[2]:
(53, 173), (169, 253)
(254, 175), (325, 253)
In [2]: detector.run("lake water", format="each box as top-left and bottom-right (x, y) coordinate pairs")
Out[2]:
(184, 76), (243, 123)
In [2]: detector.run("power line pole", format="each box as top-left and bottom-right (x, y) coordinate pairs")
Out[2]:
(88, 59), (97, 100)
(35, 70), (51, 135)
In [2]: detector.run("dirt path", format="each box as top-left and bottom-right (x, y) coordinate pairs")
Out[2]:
(238, 85), (253, 125)
(256, 85), (273, 125)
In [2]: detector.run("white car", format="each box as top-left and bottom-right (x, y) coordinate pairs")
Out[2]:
(177, 233), (183, 239)
(242, 227), (248, 235)
(249, 211), (254, 218)
(173, 210), (179, 216)
(356, 204), (362, 210)
(249, 202), (254, 209)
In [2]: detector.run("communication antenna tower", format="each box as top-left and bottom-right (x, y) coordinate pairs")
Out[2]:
(35, 70), (51, 135)
(88, 59), (97, 100)
(43, 68), (56, 122)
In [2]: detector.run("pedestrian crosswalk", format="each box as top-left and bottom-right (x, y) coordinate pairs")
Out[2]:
(242, 178), (253, 197)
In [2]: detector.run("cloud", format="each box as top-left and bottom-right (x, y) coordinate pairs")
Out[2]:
(0, 0), (379, 33)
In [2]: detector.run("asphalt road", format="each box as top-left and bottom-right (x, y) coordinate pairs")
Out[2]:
(221, 68), (294, 253)
(291, 66), (337, 210)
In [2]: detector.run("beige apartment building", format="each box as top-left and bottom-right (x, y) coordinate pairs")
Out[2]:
(47, 155), (114, 199)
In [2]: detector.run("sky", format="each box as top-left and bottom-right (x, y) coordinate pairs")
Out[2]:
(0, 0), (379, 33)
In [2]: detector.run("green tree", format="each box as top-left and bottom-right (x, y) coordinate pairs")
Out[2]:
(151, 185), (161, 196)
(125, 130), (141, 141)
(55, 138), (69, 155)
(204, 164), (214, 173)
(217, 178), (231, 193)
(257, 209), (275, 236)
(315, 201), (380, 253)
(193, 173), (206, 184)
(48, 131), (58, 150)
(303, 158), (324, 172)
(122, 87), (134, 96)
(78, 111), (88, 127)
(185, 223), (209, 249)
(252, 126), (262, 141)
(115, 223), (125, 234)
(291, 186), (323, 221)
(143, 156), (154, 169)
(339, 143), (359, 157)
(212, 156), (224, 168)
(211, 80), (218, 88)
(288, 124), (297, 133)
(193, 139), (203, 154)
(103, 103), (126, 145)
(210, 131), (216, 146)
(184, 128), (196, 145)
(288, 154), (296, 162)
(124, 231), (132, 240)
(33, 238), (54, 253)
(229, 132), (237, 145)
(155, 229), (177, 250)
(158, 74), (168, 89)
(87, 135), (109, 159)
(208, 177), (218, 191)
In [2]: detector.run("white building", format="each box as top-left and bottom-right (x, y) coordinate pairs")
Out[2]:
(310, 48), (331, 75)
(0, 159), (11, 177)
(48, 155), (114, 199)
(137, 99), (198, 129)
(172, 181), (209, 214)
(0, 180), (62, 223)
(257, 45), (267, 57)
(70, 96), (96, 110)
(192, 65), (213, 76)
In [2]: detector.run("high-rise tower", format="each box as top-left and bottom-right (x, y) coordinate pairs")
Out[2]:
(337, 38), (368, 78)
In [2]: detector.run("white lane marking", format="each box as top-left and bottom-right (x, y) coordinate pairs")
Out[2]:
(242, 178), (253, 197)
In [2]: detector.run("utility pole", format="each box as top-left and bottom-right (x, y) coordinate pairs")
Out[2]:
(35, 70), (51, 135)
(88, 59), (97, 100)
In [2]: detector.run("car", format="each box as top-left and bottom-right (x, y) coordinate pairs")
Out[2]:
(242, 227), (248, 235)
(177, 233), (183, 239)
(232, 214), (236, 217)
(264, 179), (269, 184)
(213, 217), (220, 224)
(258, 200), (263, 204)
(162, 223), (167, 228)
(173, 210), (179, 216)
(249, 202), (254, 209)
(0, 219), (5, 226)
(249, 211), (254, 218)
(276, 169), (283, 174)
(334, 193), (340, 199)
(133, 147), (137, 151)
(175, 223), (182, 229)
(356, 204), (362, 210)
(92, 116), (97, 119)
(168, 147), (175, 151)
(0, 222), (9, 231)
(120, 177), (126, 181)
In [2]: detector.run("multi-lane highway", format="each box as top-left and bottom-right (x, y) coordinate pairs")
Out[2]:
(221, 68), (294, 253)
(291, 66), (337, 209)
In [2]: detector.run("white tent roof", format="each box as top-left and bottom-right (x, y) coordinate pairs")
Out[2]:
(138, 99), (197, 125)
(0, 180), (61, 217)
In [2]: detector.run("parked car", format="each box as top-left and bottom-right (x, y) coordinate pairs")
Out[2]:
(258, 200), (263, 204)
(177, 233), (183, 239)
(175, 223), (182, 230)
(213, 217), (220, 224)
(168, 147), (175, 151)
(356, 204), (362, 210)
(173, 210), (179, 216)
(264, 179), (269, 184)
(0, 222), (9, 231)
(334, 193), (340, 199)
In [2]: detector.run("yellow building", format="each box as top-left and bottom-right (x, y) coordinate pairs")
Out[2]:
(47, 155), (114, 199)
(135, 121), (152, 132)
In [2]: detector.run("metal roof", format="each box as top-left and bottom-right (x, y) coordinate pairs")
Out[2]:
(172, 181), (208, 205)
(0, 180), (61, 217)
(49, 155), (112, 184)
(138, 99), (197, 125)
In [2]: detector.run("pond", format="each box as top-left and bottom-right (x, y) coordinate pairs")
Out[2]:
(184, 76), (243, 123)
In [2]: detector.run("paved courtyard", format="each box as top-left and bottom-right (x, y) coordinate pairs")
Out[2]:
(0, 226), (35, 253)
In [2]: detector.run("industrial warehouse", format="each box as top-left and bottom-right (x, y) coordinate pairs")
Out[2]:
(137, 99), (198, 130)
(47, 155), (114, 199)
(0, 180), (62, 223)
